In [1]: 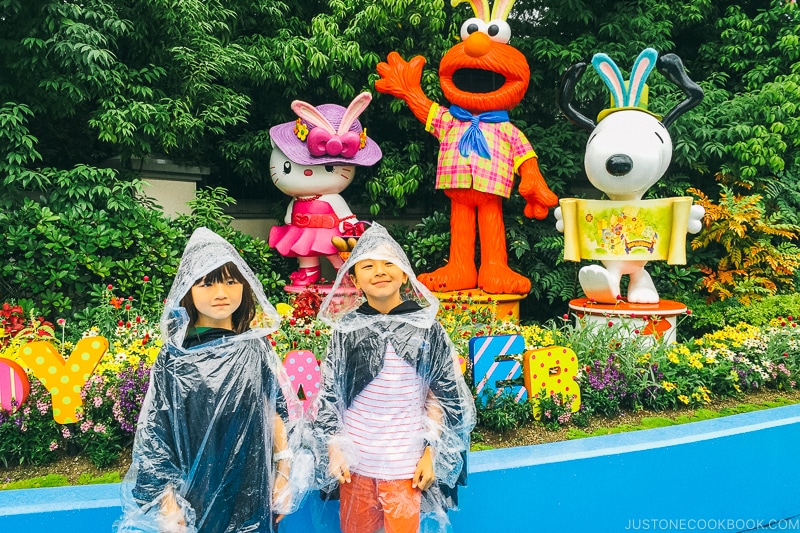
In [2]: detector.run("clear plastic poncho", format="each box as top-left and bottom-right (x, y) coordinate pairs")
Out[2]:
(116, 227), (312, 533)
(311, 223), (477, 532)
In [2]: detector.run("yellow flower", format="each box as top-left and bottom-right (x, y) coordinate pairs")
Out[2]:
(275, 303), (294, 318)
(661, 381), (676, 392)
(678, 395), (689, 405)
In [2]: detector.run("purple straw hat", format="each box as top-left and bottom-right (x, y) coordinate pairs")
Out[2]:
(269, 92), (383, 166)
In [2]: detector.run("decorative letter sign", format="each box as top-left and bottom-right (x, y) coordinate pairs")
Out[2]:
(0, 358), (30, 412)
(522, 346), (581, 419)
(283, 350), (321, 413)
(469, 334), (527, 403)
(17, 337), (108, 424)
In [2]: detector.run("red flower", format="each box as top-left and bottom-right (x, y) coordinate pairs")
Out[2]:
(143, 276), (150, 282)
(110, 297), (123, 309)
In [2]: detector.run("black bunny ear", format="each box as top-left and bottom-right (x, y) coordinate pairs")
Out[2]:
(656, 53), (704, 128)
(557, 60), (596, 132)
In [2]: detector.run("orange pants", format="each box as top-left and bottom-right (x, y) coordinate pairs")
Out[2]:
(339, 473), (421, 533)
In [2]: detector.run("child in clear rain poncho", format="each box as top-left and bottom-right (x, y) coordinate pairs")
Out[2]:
(310, 223), (476, 533)
(116, 228), (312, 533)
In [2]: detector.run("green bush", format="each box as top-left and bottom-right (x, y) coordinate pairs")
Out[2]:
(475, 389), (534, 433)
(679, 293), (800, 339)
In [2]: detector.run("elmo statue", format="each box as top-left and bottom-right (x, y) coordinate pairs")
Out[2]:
(376, 0), (558, 295)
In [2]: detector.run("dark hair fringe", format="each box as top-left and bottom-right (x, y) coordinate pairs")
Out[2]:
(179, 262), (256, 334)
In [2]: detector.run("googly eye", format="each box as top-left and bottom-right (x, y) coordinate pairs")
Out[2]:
(460, 17), (487, 41)
(282, 161), (292, 174)
(486, 19), (511, 43)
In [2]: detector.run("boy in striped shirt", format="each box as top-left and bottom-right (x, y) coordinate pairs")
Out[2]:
(313, 223), (476, 533)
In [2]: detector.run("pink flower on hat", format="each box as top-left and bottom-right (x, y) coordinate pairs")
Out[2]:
(269, 92), (382, 167)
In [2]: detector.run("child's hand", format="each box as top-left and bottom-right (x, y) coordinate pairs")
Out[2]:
(328, 443), (351, 484)
(412, 446), (435, 491)
(160, 486), (186, 531)
(272, 470), (291, 519)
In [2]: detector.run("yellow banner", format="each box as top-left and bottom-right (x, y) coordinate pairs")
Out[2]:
(561, 197), (693, 263)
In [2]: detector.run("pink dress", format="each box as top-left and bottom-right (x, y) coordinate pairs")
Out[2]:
(269, 198), (343, 257)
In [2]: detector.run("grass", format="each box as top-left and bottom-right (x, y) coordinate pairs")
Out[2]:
(1, 471), (121, 491)
(564, 397), (798, 440)
(470, 393), (800, 451)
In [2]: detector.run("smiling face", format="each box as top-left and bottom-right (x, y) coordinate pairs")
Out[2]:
(438, 20), (530, 113)
(350, 258), (409, 314)
(269, 144), (355, 197)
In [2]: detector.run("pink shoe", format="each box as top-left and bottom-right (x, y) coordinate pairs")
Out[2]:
(289, 266), (321, 286)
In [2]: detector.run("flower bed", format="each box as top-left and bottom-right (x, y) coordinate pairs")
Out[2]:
(1, 288), (799, 469)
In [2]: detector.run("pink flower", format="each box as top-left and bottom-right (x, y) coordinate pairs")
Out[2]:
(62, 427), (71, 439)
(93, 396), (103, 408)
(49, 442), (58, 451)
(57, 318), (66, 326)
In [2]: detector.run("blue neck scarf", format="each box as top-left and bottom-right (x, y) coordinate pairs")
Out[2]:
(449, 105), (509, 160)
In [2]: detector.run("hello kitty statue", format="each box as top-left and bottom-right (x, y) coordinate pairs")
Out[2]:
(268, 93), (382, 289)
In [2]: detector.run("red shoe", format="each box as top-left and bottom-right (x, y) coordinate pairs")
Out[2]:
(289, 266), (321, 286)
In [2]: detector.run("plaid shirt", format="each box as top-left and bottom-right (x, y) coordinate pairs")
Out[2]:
(426, 103), (537, 198)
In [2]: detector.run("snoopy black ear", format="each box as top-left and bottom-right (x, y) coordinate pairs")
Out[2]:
(557, 60), (596, 132)
(656, 53), (704, 128)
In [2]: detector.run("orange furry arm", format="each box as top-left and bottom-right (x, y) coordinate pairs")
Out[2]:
(518, 157), (558, 220)
(375, 52), (434, 124)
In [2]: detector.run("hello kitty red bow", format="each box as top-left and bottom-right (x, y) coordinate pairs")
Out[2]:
(292, 93), (371, 159)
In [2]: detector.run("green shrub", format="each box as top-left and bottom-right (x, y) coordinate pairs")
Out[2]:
(679, 293), (800, 339)
(475, 389), (534, 433)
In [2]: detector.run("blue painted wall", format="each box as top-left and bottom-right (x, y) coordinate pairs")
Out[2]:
(3, 404), (800, 532)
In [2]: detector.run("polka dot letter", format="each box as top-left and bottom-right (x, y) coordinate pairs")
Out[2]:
(17, 336), (108, 424)
(522, 346), (581, 420)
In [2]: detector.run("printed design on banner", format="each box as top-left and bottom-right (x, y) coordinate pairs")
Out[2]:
(470, 334), (527, 403)
(17, 336), (108, 424)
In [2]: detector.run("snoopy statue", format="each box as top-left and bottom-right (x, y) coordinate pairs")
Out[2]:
(556, 48), (705, 304)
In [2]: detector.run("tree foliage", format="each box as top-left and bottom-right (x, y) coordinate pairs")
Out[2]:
(1, 0), (799, 318)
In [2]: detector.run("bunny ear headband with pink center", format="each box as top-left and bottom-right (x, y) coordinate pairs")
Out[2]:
(269, 92), (382, 167)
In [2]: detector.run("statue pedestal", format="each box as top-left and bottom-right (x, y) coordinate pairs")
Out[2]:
(435, 290), (526, 323)
(568, 298), (687, 343)
(284, 283), (333, 295)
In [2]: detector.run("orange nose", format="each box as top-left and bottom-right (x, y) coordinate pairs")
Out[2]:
(464, 31), (491, 58)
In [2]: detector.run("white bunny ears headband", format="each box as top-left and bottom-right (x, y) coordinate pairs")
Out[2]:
(592, 47), (659, 122)
(269, 92), (382, 166)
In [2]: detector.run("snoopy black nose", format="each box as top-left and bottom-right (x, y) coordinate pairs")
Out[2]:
(606, 155), (633, 176)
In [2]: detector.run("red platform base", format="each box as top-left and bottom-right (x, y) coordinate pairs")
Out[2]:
(568, 298), (687, 343)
